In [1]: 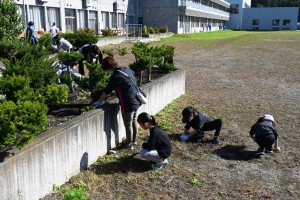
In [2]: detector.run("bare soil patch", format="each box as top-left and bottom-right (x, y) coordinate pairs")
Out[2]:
(42, 32), (300, 200)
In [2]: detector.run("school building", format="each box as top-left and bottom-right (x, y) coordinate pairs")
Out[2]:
(14, 0), (299, 35)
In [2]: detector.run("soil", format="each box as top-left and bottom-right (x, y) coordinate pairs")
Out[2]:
(42, 32), (300, 200)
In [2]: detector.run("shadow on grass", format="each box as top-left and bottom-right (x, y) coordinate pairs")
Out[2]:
(214, 144), (261, 161)
(91, 157), (152, 174)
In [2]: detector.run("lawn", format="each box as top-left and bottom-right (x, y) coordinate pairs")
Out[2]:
(42, 30), (300, 200)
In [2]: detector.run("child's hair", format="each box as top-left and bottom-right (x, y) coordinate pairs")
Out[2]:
(137, 112), (157, 126)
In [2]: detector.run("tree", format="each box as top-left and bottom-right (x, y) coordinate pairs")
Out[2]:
(0, 0), (24, 41)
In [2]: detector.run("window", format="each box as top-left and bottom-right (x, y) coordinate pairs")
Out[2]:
(78, 10), (87, 29)
(65, 9), (76, 32)
(179, 15), (183, 28)
(230, 4), (239, 14)
(47, 8), (60, 31)
(88, 11), (97, 32)
(118, 13), (124, 28)
(29, 6), (45, 30)
(102, 12), (109, 28)
(252, 20), (259, 26)
(283, 20), (290, 26)
(272, 20), (279, 26)
(111, 13), (117, 28)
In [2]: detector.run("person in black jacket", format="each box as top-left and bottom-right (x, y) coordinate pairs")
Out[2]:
(249, 114), (280, 155)
(78, 44), (103, 75)
(180, 106), (222, 144)
(97, 56), (141, 149)
(137, 112), (172, 170)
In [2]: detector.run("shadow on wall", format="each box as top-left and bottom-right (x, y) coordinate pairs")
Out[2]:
(80, 152), (89, 171)
(104, 103), (121, 151)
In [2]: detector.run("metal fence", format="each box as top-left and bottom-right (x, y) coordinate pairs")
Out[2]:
(126, 24), (142, 38)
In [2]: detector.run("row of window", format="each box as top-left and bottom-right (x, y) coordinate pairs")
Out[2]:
(179, 15), (225, 28)
(19, 5), (125, 33)
(252, 19), (291, 26)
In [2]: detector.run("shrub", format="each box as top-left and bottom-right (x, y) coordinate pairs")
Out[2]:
(142, 25), (148, 34)
(0, 74), (42, 103)
(0, 39), (23, 60)
(159, 26), (168, 33)
(85, 62), (109, 101)
(0, 100), (48, 149)
(63, 28), (98, 49)
(148, 27), (155, 34)
(44, 83), (69, 105)
(100, 28), (118, 37)
(58, 51), (83, 66)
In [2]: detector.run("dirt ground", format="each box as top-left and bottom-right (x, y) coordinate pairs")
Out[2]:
(42, 31), (300, 200)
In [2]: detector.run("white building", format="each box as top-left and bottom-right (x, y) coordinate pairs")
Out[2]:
(15, 0), (131, 34)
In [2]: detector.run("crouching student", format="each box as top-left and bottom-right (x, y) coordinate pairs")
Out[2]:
(180, 106), (222, 144)
(137, 112), (172, 170)
(249, 114), (280, 155)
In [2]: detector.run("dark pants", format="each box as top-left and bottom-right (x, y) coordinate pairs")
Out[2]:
(122, 110), (138, 145)
(256, 134), (275, 151)
(78, 59), (85, 75)
(201, 119), (222, 137)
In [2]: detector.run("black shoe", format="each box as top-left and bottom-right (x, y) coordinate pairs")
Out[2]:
(256, 147), (265, 155)
(212, 136), (220, 144)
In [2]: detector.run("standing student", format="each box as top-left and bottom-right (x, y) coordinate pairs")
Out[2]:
(137, 112), (172, 170)
(180, 106), (222, 144)
(249, 114), (280, 155)
(49, 22), (58, 41)
(78, 44), (103, 75)
(97, 56), (141, 149)
(26, 21), (38, 45)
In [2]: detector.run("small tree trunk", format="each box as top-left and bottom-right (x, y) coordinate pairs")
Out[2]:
(139, 70), (143, 86)
(148, 67), (152, 82)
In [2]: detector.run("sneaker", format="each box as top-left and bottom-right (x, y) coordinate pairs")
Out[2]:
(256, 147), (265, 155)
(265, 148), (273, 153)
(151, 159), (169, 170)
(212, 136), (220, 144)
(180, 134), (189, 142)
(124, 143), (134, 150)
(132, 141), (138, 146)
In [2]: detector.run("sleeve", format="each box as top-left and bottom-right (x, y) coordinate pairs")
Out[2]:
(249, 124), (256, 136)
(104, 76), (116, 95)
(142, 131), (156, 150)
(184, 122), (191, 130)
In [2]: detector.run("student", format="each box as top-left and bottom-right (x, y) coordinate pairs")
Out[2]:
(52, 34), (73, 53)
(49, 22), (58, 41)
(137, 112), (172, 170)
(26, 21), (38, 45)
(180, 106), (222, 144)
(97, 56), (141, 149)
(249, 114), (280, 155)
(78, 44), (103, 75)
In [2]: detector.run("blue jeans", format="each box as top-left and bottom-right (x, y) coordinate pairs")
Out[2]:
(139, 148), (160, 162)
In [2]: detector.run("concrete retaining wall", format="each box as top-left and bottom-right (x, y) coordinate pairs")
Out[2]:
(0, 69), (185, 200)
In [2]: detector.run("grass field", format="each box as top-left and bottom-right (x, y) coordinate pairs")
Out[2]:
(43, 31), (300, 200)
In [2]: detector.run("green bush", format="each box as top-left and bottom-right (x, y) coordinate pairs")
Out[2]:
(0, 100), (48, 149)
(58, 51), (83, 66)
(159, 26), (168, 33)
(44, 83), (69, 105)
(100, 28), (118, 37)
(2, 50), (58, 90)
(60, 181), (89, 200)
(0, 74), (42, 103)
(148, 27), (155, 34)
(63, 28), (98, 49)
(85, 62), (109, 101)
(142, 25), (148, 34)
(0, 39), (24, 59)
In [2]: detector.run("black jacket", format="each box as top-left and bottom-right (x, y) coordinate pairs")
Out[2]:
(184, 112), (213, 133)
(250, 120), (278, 140)
(142, 126), (172, 159)
(104, 67), (141, 112)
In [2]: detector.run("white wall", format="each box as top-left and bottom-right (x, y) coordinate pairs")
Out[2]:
(0, 68), (185, 200)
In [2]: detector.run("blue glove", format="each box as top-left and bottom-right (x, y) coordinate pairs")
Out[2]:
(92, 100), (102, 107)
(180, 133), (189, 142)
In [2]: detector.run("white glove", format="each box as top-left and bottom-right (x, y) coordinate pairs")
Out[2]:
(92, 100), (102, 107)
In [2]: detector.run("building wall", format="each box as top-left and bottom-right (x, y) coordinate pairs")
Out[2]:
(242, 7), (299, 30)
(15, 0), (129, 34)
